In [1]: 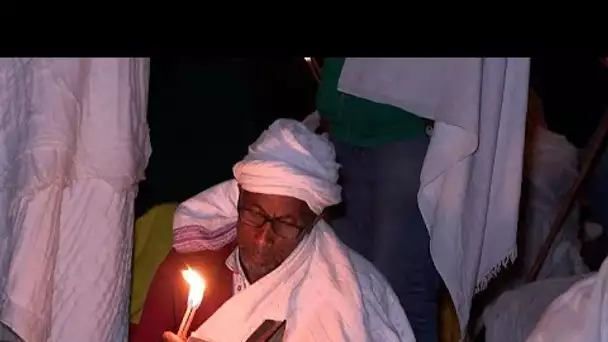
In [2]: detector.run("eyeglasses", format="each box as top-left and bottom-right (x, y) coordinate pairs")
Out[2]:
(237, 206), (307, 239)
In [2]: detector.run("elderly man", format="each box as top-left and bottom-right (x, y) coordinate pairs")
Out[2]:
(132, 119), (414, 342)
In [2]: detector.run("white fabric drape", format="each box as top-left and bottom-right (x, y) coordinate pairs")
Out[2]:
(175, 180), (414, 342)
(192, 211), (415, 342)
(338, 58), (530, 336)
(527, 256), (608, 342)
(0, 58), (151, 341)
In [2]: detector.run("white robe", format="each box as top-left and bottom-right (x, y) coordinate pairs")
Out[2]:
(0, 58), (151, 341)
(178, 179), (415, 342)
(338, 58), (530, 336)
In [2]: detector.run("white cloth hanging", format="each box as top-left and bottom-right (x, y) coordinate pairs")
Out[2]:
(338, 58), (530, 336)
(0, 58), (151, 341)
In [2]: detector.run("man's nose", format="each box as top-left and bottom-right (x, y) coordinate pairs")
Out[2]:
(254, 222), (274, 246)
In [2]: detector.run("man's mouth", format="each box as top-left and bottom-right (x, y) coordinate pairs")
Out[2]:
(249, 253), (267, 265)
(242, 250), (268, 265)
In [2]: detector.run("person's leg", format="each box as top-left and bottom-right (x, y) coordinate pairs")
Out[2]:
(371, 136), (440, 342)
(330, 139), (375, 261)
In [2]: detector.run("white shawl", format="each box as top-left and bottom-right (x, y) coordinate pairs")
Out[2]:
(175, 119), (415, 341)
(338, 58), (530, 335)
(188, 182), (414, 342)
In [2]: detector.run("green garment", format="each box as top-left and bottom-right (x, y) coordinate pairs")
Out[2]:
(316, 58), (426, 147)
(130, 203), (179, 324)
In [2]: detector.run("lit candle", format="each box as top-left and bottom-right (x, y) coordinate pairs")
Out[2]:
(177, 266), (206, 340)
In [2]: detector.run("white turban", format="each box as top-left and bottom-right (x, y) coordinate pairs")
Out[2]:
(173, 118), (341, 253)
(233, 119), (341, 214)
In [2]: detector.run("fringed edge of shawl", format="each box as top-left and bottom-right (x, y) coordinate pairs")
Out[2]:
(474, 248), (518, 294)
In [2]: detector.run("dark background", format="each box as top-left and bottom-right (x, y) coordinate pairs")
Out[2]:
(530, 57), (608, 149)
(134, 57), (608, 219)
(134, 58), (319, 217)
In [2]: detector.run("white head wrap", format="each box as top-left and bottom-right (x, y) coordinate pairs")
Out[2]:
(173, 117), (341, 253)
(233, 118), (341, 214)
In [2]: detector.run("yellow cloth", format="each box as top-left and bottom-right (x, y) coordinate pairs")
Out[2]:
(130, 203), (178, 324)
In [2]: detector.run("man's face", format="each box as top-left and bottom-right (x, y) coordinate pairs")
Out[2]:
(236, 189), (317, 283)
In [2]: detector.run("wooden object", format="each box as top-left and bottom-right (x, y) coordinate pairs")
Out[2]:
(439, 287), (462, 342)
(245, 320), (286, 342)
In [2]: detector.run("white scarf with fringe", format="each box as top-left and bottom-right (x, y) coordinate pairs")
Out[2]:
(338, 58), (530, 336)
(187, 193), (415, 342)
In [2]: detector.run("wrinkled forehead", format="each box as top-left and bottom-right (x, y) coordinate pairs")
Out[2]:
(238, 188), (313, 216)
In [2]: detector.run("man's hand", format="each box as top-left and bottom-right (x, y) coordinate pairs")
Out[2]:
(163, 331), (209, 342)
(163, 332), (185, 342)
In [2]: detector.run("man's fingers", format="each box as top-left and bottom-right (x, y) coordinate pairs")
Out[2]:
(162, 331), (184, 342)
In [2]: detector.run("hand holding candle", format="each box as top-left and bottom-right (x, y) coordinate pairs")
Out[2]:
(176, 266), (206, 340)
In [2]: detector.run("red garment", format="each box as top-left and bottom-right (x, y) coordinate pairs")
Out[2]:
(131, 242), (236, 342)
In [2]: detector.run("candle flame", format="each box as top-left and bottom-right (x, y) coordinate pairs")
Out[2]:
(181, 266), (205, 309)
(304, 57), (311, 63)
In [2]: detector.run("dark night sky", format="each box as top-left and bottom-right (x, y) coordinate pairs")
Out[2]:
(134, 58), (318, 217)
